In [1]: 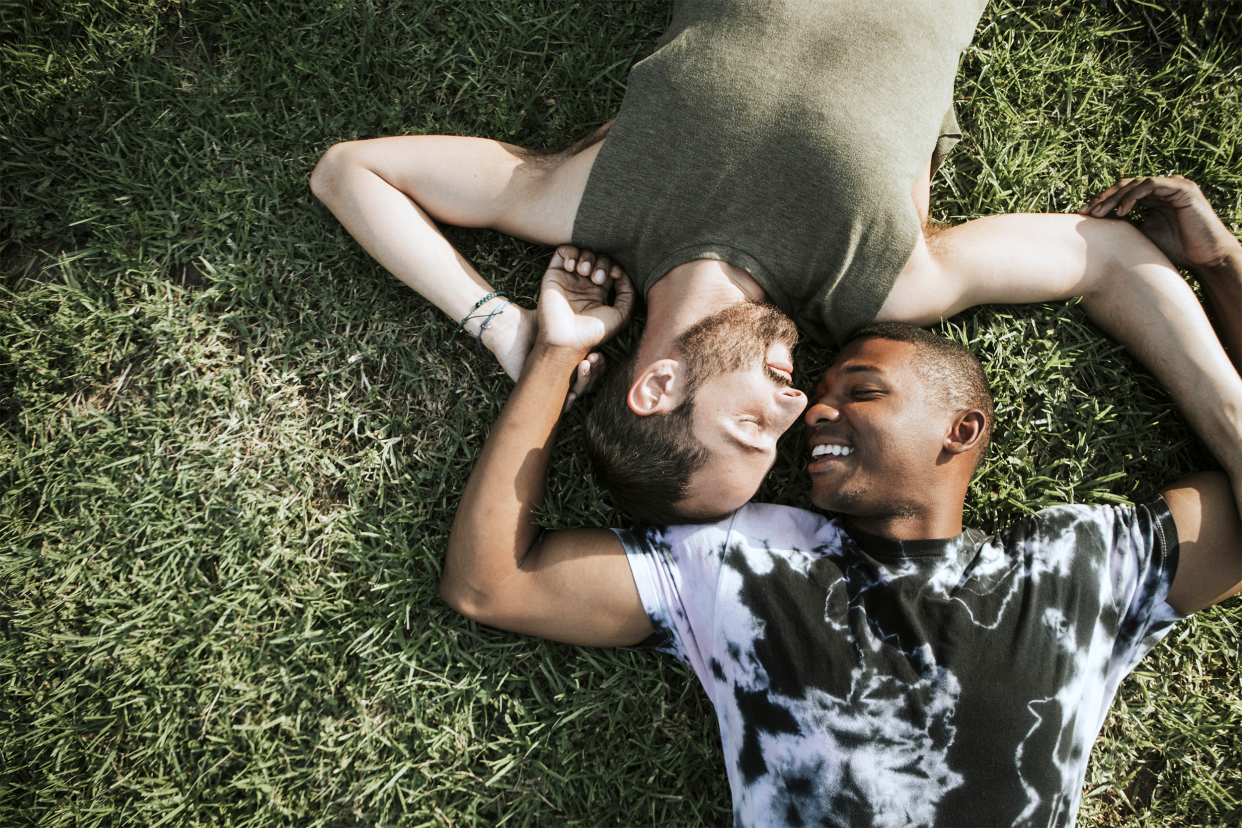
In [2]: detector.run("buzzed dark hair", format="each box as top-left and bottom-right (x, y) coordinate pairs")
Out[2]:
(847, 322), (994, 465)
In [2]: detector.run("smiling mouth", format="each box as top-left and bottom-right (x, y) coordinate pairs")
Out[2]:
(811, 444), (854, 458)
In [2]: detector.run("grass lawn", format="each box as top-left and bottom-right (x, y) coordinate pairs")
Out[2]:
(2, 0), (1239, 825)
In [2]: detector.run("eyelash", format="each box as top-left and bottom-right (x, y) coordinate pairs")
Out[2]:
(765, 367), (792, 388)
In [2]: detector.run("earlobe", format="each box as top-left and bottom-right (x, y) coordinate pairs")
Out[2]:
(628, 359), (681, 416)
(944, 410), (986, 455)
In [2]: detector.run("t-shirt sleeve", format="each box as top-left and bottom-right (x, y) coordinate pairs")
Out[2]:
(930, 104), (961, 176)
(613, 524), (724, 700)
(1102, 494), (1184, 681)
(613, 526), (692, 663)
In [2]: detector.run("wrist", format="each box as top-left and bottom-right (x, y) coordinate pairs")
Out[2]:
(1193, 246), (1242, 285)
(527, 340), (590, 372)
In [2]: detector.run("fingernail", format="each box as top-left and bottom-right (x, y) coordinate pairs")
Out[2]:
(595, 269), (606, 282)
(565, 258), (575, 270)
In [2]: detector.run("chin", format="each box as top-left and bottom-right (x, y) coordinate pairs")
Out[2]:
(811, 484), (917, 521)
(810, 482), (865, 514)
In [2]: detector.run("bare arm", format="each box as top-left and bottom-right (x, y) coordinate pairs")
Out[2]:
(441, 247), (653, 646)
(309, 135), (602, 379)
(1128, 182), (1242, 613)
(1161, 471), (1242, 615)
(1080, 175), (1242, 371)
(879, 184), (1242, 522)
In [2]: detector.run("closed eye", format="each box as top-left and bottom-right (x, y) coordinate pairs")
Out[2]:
(766, 366), (792, 388)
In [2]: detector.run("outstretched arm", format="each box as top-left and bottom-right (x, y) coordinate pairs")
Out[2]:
(1129, 183), (1242, 614)
(441, 247), (653, 646)
(310, 135), (603, 379)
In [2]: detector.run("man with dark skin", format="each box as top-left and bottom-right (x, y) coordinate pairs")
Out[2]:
(440, 177), (1242, 826)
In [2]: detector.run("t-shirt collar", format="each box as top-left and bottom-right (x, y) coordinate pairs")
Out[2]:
(841, 519), (986, 560)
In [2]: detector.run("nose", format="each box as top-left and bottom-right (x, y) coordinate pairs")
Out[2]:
(804, 397), (841, 425)
(778, 387), (807, 419)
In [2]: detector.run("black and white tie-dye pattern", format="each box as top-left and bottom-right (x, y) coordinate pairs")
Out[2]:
(618, 498), (1182, 827)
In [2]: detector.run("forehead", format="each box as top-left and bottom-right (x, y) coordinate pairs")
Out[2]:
(818, 337), (919, 389)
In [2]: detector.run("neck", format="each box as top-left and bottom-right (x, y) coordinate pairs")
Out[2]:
(847, 509), (965, 542)
(635, 259), (767, 364)
(844, 480), (969, 541)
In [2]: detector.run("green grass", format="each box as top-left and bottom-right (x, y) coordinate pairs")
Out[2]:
(1, 0), (1239, 825)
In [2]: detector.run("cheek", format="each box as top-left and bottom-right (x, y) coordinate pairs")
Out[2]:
(877, 420), (943, 467)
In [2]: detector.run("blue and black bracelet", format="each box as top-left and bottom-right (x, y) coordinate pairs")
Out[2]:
(444, 290), (512, 364)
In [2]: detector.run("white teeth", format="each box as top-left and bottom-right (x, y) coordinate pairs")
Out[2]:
(812, 444), (852, 458)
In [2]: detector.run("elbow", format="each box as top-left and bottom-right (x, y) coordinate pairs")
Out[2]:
(309, 141), (357, 204)
(440, 580), (509, 628)
(439, 554), (497, 623)
(439, 576), (482, 620)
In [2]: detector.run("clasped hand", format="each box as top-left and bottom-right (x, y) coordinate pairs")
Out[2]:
(535, 245), (635, 412)
(537, 245), (634, 355)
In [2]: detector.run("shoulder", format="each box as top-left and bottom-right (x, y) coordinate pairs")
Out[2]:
(617, 502), (834, 559)
(996, 497), (1175, 570)
(998, 502), (1116, 548)
(731, 502), (835, 542)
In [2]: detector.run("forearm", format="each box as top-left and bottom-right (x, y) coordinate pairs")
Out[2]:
(311, 152), (496, 322)
(1192, 252), (1242, 372)
(932, 214), (1242, 484)
(1077, 252), (1242, 486)
(442, 342), (584, 612)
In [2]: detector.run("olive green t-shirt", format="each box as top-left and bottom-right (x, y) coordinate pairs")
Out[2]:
(572, 0), (987, 344)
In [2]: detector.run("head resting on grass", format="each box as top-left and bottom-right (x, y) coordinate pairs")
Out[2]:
(805, 322), (994, 539)
(585, 301), (805, 525)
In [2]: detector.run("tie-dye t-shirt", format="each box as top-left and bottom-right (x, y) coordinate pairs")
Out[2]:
(616, 498), (1183, 828)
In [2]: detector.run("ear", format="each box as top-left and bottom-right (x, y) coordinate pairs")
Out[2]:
(628, 359), (682, 416)
(943, 409), (986, 456)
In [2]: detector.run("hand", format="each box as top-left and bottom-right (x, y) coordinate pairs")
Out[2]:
(1079, 175), (1242, 273)
(561, 352), (605, 414)
(536, 245), (634, 356)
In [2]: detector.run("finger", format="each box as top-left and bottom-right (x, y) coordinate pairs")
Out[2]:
(1134, 175), (1203, 210)
(1077, 179), (1127, 215)
(576, 249), (597, 277)
(554, 244), (581, 272)
(562, 358), (593, 414)
(1080, 177), (1139, 215)
(583, 352), (605, 394)
(1081, 177), (1140, 217)
(591, 254), (612, 285)
(611, 272), (636, 325)
(1113, 178), (1159, 217)
(608, 263), (626, 283)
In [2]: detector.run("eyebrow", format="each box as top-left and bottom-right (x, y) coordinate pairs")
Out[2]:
(840, 363), (886, 376)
